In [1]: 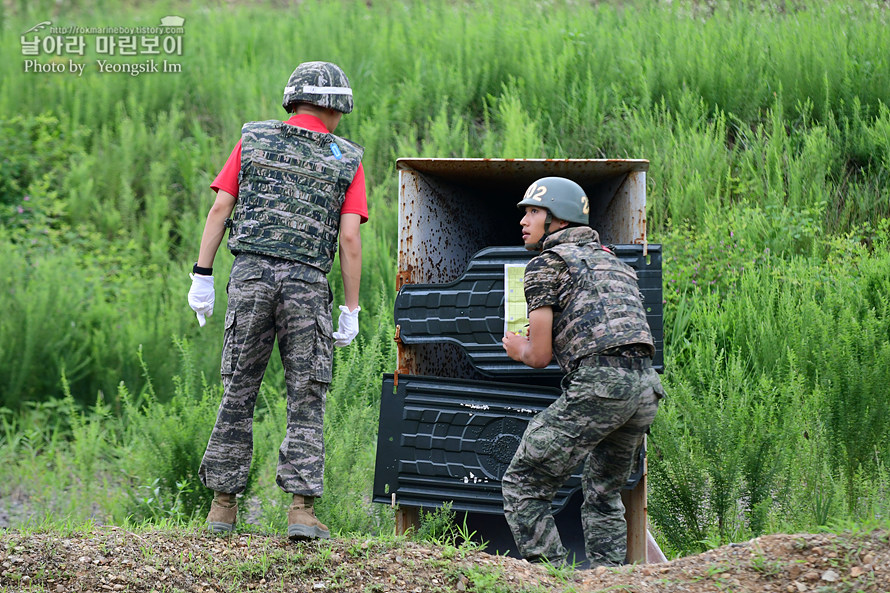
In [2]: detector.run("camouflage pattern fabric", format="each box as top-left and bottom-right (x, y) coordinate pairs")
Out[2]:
(227, 120), (363, 273)
(502, 226), (663, 566)
(502, 364), (664, 566)
(199, 254), (334, 496)
(282, 61), (354, 114)
(528, 226), (654, 373)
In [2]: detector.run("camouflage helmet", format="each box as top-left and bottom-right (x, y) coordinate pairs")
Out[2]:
(516, 177), (590, 225)
(282, 61), (354, 114)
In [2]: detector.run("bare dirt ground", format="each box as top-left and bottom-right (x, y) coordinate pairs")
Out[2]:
(1, 527), (888, 592)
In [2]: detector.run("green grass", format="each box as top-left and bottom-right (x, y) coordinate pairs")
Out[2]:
(0, 0), (888, 557)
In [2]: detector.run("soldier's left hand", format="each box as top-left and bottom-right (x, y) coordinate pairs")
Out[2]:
(502, 331), (528, 362)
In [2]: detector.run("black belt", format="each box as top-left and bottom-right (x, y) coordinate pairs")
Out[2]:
(579, 355), (652, 371)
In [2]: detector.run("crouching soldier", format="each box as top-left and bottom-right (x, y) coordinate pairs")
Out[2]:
(501, 177), (665, 566)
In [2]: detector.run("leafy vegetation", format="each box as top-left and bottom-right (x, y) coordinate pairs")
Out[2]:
(0, 0), (888, 558)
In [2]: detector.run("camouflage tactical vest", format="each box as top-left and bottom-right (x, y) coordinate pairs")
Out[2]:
(227, 120), (364, 273)
(541, 227), (654, 372)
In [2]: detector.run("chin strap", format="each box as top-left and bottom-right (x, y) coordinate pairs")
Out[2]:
(526, 211), (553, 252)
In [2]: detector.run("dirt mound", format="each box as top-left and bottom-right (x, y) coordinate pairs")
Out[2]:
(1, 527), (887, 592)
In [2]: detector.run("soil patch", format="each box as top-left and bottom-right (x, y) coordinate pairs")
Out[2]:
(1, 527), (887, 592)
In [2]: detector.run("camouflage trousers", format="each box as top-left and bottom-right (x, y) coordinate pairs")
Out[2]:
(502, 363), (664, 566)
(199, 254), (334, 496)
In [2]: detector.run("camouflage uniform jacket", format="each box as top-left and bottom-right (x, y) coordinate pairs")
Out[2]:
(227, 119), (364, 273)
(525, 226), (654, 373)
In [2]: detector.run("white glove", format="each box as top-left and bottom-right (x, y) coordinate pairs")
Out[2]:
(332, 305), (360, 347)
(188, 273), (215, 327)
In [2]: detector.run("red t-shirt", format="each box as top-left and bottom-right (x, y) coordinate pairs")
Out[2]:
(210, 114), (368, 223)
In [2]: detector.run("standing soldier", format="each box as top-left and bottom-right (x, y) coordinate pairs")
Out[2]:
(501, 177), (664, 566)
(187, 61), (367, 540)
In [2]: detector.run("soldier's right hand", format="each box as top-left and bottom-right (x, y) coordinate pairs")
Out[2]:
(333, 305), (360, 347)
(188, 273), (215, 327)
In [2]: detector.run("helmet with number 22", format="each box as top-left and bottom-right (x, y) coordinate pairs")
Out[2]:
(515, 176), (590, 225)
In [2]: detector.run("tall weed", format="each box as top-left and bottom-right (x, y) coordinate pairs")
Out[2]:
(655, 230), (890, 549)
(117, 339), (220, 522)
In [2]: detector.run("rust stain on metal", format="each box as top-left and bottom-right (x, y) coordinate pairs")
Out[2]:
(396, 269), (413, 291)
(394, 340), (414, 388)
(637, 209), (648, 254)
(393, 324), (402, 344)
(397, 342), (416, 378)
(629, 208), (647, 246)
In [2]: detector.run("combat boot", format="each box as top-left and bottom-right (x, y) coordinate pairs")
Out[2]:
(206, 491), (237, 534)
(287, 495), (330, 540)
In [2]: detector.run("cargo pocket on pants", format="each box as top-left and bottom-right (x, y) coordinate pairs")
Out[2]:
(312, 313), (334, 384)
(518, 418), (575, 479)
(220, 308), (237, 377)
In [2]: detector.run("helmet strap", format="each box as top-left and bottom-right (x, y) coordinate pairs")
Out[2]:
(526, 211), (553, 252)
